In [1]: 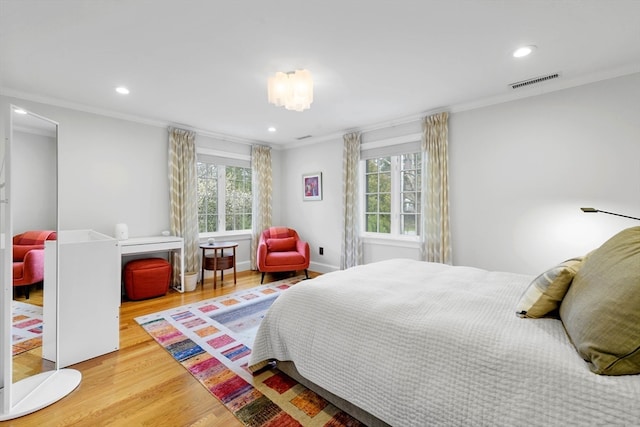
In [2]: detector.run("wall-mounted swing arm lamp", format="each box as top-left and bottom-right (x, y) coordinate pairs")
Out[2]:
(580, 207), (640, 221)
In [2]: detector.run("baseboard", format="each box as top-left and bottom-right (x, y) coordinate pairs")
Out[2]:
(233, 260), (338, 275)
(236, 260), (251, 272)
(309, 261), (339, 274)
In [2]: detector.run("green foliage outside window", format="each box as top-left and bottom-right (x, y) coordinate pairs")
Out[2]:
(400, 153), (421, 235)
(198, 163), (218, 232)
(365, 157), (392, 233)
(364, 152), (422, 235)
(197, 162), (252, 233)
(225, 166), (252, 231)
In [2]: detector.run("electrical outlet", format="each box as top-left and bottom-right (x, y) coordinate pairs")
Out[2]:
(319, 247), (324, 255)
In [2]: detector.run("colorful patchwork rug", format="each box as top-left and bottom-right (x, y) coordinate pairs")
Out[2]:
(136, 276), (364, 427)
(12, 301), (43, 356)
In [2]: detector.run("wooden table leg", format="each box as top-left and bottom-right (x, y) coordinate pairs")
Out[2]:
(233, 246), (237, 285)
(201, 247), (205, 286)
(213, 248), (218, 289)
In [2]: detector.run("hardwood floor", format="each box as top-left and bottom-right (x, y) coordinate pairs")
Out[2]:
(9, 270), (319, 426)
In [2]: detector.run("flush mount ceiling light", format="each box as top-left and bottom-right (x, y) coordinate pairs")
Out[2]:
(267, 69), (313, 112)
(115, 86), (130, 95)
(513, 45), (537, 58)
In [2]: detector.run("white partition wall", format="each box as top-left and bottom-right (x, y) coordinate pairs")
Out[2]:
(43, 230), (120, 367)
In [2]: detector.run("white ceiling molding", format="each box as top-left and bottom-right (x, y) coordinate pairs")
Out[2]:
(3, 65), (639, 152)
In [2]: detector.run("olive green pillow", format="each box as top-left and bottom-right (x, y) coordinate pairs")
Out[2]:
(516, 256), (584, 318)
(559, 226), (640, 375)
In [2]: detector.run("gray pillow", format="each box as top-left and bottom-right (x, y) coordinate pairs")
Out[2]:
(559, 226), (640, 375)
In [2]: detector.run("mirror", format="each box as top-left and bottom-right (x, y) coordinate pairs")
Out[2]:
(0, 104), (79, 421)
(9, 106), (57, 382)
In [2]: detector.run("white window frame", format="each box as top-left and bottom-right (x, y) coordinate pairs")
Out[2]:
(360, 133), (422, 243)
(197, 149), (252, 239)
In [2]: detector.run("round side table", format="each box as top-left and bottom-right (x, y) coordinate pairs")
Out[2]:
(200, 242), (238, 289)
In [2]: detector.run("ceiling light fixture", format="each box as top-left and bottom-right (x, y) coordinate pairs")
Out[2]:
(267, 69), (313, 112)
(513, 45), (536, 58)
(115, 86), (130, 95)
(268, 126), (276, 132)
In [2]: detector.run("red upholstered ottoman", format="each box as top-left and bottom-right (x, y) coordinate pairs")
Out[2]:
(124, 258), (172, 300)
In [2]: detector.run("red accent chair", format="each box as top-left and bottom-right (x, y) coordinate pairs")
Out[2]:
(13, 230), (57, 299)
(257, 227), (309, 284)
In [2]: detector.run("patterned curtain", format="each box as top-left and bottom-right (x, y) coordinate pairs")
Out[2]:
(168, 127), (199, 284)
(340, 132), (361, 269)
(420, 112), (452, 264)
(251, 145), (272, 270)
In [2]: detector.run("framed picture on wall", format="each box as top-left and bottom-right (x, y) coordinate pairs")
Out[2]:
(302, 172), (322, 201)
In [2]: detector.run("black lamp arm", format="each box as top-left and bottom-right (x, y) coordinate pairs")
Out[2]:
(580, 207), (640, 221)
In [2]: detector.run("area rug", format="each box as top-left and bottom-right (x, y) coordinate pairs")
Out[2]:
(136, 276), (364, 427)
(12, 301), (43, 356)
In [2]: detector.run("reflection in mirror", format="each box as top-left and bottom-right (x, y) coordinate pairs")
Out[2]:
(10, 107), (57, 383)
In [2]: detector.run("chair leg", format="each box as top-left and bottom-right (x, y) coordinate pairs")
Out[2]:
(261, 272), (265, 284)
(24, 285), (30, 300)
(304, 269), (308, 279)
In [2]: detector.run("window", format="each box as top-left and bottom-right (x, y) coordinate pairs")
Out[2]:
(400, 153), (421, 235)
(197, 161), (252, 233)
(363, 152), (422, 236)
(225, 166), (252, 231)
(365, 157), (391, 233)
(198, 162), (218, 232)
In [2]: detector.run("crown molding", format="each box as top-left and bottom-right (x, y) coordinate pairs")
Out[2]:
(0, 88), (267, 148)
(1, 88), (168, 128)
(281, 65), (640, 149)
(2, 66), (638, 152)
(449, 64), (640, 114)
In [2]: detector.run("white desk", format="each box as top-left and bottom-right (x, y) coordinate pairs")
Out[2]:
(119, 236), (185, 292)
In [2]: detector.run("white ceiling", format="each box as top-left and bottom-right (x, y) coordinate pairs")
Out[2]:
(1, 0), (639, 146)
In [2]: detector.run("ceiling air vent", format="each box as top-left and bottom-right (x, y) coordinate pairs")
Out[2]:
(296, 135), (312, 140)
(510, 73), (560, 89)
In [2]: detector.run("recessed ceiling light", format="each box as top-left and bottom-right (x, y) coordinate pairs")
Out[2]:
(115, 86), (130, 95)
(513, 45), (536, 58)
(268, 126), (276, 132)
(13, 108), (27, 114)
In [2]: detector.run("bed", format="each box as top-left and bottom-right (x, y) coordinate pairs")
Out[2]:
(249, 227), (640, 426)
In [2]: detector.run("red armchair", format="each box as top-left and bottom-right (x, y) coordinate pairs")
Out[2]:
(13, 230), (57, 299)
(257, 227), (309, 284)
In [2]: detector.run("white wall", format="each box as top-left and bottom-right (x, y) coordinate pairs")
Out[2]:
(59, 112), (169, 237)
(281, 73), (640, 275)
(280, 138), (343, 272)
(0, 96), (257, 271)
(12, 130), (57, 233)
(2, 72), (638, 277)
(0, 98), (171, 237)
(450, 72), (640, 274)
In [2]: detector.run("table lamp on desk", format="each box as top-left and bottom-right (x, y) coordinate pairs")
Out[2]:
(115, 223), (129, 240)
